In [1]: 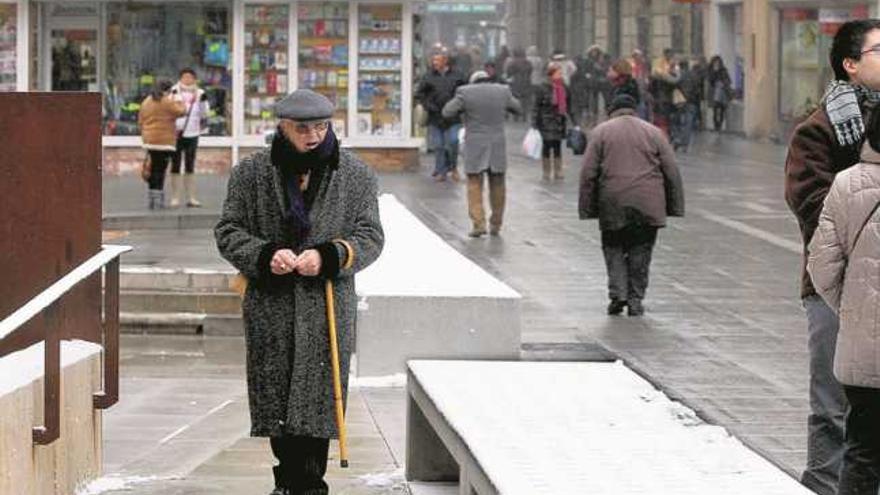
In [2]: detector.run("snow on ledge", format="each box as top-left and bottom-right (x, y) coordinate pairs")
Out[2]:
(356, 194), (520, 299)
(0, 340), (103, 397)
(408, 360), (812, 494)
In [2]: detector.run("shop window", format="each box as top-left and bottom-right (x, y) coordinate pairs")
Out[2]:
(0, 3), (16, 92)
(104, 2), (232, 137)
(244, 4), (289, 137)
(357, 4), (403, 137)
(298, 2), (349, 137)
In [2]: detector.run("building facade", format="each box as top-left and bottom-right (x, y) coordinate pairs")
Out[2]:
(1, 0), (423, 174)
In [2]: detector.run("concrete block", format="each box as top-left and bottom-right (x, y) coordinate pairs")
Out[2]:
(0, 340), (103, 495)
(354, 195), (521, 377)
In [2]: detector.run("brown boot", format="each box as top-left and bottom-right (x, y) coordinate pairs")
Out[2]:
(488, 173), (505, 235)
(553, 155), (564, 180)
(467, 174), (487, 237)
(541, 157), (551, 181)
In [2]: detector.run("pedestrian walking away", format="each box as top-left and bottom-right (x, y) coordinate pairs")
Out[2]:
(534, 63), (574, 181)
(415, 48), (468, 182)
(809, 110), (880, 495)
(442, 70), (522, 237)
(170, 68), (211, 208)
(578, 94), (685, 317)
(504, 47), (533, 122)
(649, 49), (680, 138)
(784, 19), (880, 495)
(138, 79), (186, 210)
(707, 56), (733, 133)
(214, 89), (384, 495)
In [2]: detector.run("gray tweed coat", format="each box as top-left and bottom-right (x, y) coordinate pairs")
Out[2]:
(214, 147), (383, 439)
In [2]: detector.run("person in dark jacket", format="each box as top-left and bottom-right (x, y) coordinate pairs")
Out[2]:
(707, 56), (733, 132)
(504, 47), (534, 122)
(415, 50), (468, 182)
(784, 19), (880, 495)
(214, 89), (384, 495)
(533, 63), (573, 181)
(579, 95), (684, 317)
(672, 60), (702, 152)
(607, 58), (640, 105)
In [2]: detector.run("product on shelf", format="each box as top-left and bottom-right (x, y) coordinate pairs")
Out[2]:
(244, 4), (289, 135)
(298, 2), (349, 136)
(357, 5), (403, 137)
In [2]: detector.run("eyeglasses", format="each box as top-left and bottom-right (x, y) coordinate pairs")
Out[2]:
(281, 120), (330, 135)
(861, 45), (880, 56)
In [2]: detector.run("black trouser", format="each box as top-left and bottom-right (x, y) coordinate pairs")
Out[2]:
(147, 150), (174, 190)
(838, 386), (880, 495)
(541, 139), (562, 159)
(172, 136), (199, 174)
(601, 226), (658, 303)
(713, 103), (726, 132)
(270, 435), (330, 494)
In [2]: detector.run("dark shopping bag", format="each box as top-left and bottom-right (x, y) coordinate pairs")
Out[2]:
(567, 127), (587, 155)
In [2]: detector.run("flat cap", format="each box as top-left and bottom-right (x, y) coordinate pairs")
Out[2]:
(274, 89), (334, 121)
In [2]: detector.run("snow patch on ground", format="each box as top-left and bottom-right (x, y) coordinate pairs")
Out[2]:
(356, 194), (520, 298)
(75, 475), (158, 495)
(351, 373), (407, 388)
(408, 360), (812, 494)
(358, 468), (406, 488)
(0, 340), (102, 396)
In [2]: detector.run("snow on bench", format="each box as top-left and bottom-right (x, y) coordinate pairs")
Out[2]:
(354, 195), (521, 377)
(406, 360), (812, 495)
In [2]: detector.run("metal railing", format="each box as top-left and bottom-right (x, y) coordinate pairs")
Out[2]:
(0, 244), (131, 445)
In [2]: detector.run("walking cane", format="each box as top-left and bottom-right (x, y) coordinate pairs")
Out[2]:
(324, 279), (349, 468)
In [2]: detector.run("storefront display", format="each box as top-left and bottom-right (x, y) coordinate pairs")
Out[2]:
(779, 6), (869, 121)
(357, 4), (402, 137)
(298, 2), (349, 137)
(244, 4), (289, 136)
(103, 2), (232, 136)
(0, 4), (15, 92)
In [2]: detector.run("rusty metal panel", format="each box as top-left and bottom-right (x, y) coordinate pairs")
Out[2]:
(0, 93), (103, 352)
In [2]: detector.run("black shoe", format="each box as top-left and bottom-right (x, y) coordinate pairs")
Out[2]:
(268, 488), (289, 495)
(627, 300), (644, 317)
(607, 300), (626, 315)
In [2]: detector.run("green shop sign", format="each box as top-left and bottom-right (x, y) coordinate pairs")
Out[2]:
(426, 3), (497, 14)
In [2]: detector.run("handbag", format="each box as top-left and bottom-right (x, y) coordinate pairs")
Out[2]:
(140, 152), (152, 182)
(566, 126), (587, 155)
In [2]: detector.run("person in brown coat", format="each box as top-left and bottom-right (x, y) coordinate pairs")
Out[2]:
(784, 19), (880, 495)
(578, 94), (684, 316)
(138, 79), (186, 209)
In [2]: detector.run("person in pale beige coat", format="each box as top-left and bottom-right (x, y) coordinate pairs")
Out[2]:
(808, 116), (880, 495)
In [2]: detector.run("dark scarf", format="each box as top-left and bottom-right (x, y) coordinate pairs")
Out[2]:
(270, 126), (339, 249)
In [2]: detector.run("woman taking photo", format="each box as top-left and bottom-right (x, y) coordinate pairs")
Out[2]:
(138, 80), (186, 209)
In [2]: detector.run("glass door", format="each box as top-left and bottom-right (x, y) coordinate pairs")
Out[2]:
(43, 4), (100, 92)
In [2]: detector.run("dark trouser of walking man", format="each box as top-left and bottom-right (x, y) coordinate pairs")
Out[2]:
(601, 226), (657, 316)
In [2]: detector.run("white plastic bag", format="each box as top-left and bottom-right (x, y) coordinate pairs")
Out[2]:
(522, 128), (542, 160)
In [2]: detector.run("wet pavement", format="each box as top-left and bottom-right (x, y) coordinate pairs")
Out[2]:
(98, 125), (812, 492)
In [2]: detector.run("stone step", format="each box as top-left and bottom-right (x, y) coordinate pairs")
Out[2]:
(121, 267), (237, 292)
(120, 289), (242, 315)
(120, 312), (243, 336)
(103, 212), (220, 231)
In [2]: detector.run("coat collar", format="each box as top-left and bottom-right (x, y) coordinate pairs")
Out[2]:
(861, 141), (880, 165)
(609, 108), (638, 119)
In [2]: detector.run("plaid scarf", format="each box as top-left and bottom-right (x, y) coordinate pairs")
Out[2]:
(823, 81), (880, 146)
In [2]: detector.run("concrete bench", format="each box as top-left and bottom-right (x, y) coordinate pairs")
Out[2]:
(354, 195), (521, 377)
(405, 360), (813, 495)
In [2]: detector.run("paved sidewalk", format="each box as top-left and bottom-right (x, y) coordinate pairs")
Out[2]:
(99, 126), (814, 491)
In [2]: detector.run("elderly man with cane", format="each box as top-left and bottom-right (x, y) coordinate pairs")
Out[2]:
(215, 89), (384, 495)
